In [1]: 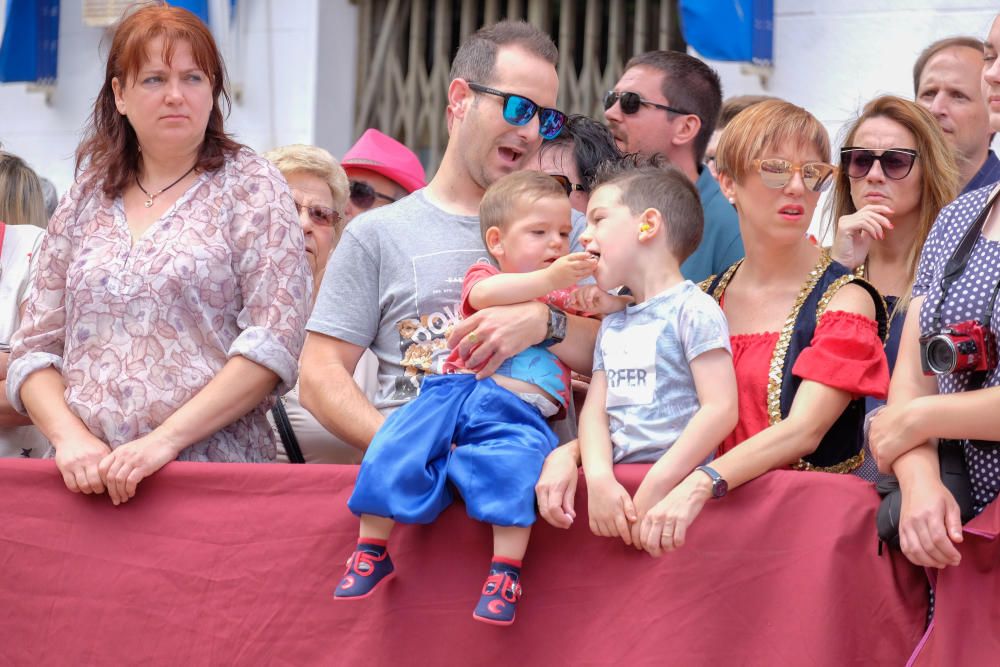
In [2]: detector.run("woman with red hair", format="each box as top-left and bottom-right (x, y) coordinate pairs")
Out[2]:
(6, 4), (310, 504)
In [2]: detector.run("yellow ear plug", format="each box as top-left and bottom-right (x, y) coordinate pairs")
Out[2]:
(640, 223), (652, 233)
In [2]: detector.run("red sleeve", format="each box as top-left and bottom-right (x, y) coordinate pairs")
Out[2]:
(544, 286), (590, 317)
(791, 310), (889, 400)
(458, 262), (501, 319)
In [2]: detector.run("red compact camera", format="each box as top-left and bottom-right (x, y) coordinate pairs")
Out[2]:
(919, 320), (997, 376)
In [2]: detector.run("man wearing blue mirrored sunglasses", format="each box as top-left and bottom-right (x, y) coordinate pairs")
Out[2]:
(303, 21), (599, 614)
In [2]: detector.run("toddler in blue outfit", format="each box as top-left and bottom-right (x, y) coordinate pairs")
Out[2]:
(334, 171), (627, 625)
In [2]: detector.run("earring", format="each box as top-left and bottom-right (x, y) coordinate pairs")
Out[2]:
(727, 197), (736, 205)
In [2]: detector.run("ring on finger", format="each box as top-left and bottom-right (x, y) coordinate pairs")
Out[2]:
(468, 331), (479, 345)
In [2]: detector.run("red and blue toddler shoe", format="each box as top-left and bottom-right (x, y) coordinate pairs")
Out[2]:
(472, 558), (522, 626)
(333, 539), (395, 600)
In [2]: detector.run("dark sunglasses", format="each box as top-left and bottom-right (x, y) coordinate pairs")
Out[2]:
(350, 180), (398, 210)
(294, 201), (341, 227)
(603, 90), (694, 117)
(550, 174), (588, 196)
(840, 148), (919, 180)
(467, 82), (566, 140)
(752, 158), (837, 193)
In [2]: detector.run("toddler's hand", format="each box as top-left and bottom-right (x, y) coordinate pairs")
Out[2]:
(570, 285), (634, 315)
(587, 474), (638, 545)
(547, 252), (597, 290)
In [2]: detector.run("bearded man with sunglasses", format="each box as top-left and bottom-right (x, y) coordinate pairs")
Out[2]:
(603, 51), (743, 283)
(301, 22), (596, 464)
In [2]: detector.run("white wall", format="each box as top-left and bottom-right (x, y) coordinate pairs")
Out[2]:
(705, 0), (998, 146)
(697, 1), (998, 239)
(0, 0), (357, 197)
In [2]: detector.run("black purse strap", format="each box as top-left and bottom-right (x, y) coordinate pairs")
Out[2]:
(272, 399), (306, 464)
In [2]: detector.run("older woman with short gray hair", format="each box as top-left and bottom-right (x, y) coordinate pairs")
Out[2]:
(265, 144), (375, 464)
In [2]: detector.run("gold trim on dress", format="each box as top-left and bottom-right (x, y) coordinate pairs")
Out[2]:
(815, 273), (890, 343)
(708, 251), (865, 474)
(815, 274), (856, 323)
(706, 260), (743, 303)
(766, 252), (832, 428)
(790, 450), (865, 474)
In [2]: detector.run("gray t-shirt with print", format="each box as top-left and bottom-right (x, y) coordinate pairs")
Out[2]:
(308, 189), (586, 417)
(308, 190), (489, 413)
(593, 280), (731, 463)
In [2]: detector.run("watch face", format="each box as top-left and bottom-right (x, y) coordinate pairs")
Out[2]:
(553, 310), (567, 338)
(548, 307), (567, 342)
(714, 479), (728, 498)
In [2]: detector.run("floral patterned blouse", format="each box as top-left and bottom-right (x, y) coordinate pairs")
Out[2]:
(6, 148), (312, 462)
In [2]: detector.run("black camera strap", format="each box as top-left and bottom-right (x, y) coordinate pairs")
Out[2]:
(932, 186), (1000, 331)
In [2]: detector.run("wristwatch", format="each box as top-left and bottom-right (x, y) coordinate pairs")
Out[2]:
(696, 465), (728, 499)
(541, 304), (567, 347)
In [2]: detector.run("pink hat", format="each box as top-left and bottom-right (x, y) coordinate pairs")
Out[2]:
(341, 129), (427, 193)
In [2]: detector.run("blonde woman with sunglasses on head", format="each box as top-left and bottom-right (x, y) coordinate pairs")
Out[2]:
(643, 100), (891, 552)
(263, 144), (375, 464)
(0, 152), (48, 459)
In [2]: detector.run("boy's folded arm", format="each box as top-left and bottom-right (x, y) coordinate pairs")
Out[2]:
(466, 269), (556, 311)
(579, 372), (637, 541)
(578, 371), (615, 478)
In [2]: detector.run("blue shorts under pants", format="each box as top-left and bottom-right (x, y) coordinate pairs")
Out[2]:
(347, 373), (558, 527)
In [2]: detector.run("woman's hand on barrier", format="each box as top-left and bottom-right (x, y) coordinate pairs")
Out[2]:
(98, 433), (181, 506)
(870, 400), (927, 473)
(830, 204), (894, 270)
(586, 474), (637, 545)
(640, 472), (713, 557)
(630, 481), (667, 551)
(898, 476), (964, 569)
(54, 436), (112, 495)
(535, 443), (579, 529)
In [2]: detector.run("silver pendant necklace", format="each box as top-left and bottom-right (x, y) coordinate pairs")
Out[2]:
(136, 165), (196, 208)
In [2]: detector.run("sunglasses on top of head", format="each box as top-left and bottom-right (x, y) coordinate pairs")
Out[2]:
(840, 148), (919, 180)
(549, 174), (589, 196)
(350, 180), (398, 210)
(467, 82), (567, 140)
(603, 90), (695, 117)
(752, 159), (837, 193)
(294, 201), (341, 227)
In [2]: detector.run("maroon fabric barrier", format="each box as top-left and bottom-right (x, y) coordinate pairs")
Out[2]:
(909, 500), (1000, 666)
(1, 459), (930, 665)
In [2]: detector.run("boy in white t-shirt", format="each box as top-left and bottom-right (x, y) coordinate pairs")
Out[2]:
(577, 159), (739, 556)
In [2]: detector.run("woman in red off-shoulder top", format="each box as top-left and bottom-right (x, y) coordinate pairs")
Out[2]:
(651, 100), (890, 551)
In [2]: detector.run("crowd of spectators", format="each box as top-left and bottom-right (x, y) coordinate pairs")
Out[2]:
(2, 1), (1000, 629)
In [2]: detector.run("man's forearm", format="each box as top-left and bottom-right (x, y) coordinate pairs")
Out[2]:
(549, 313), (600, 375)
(300, 364), (384, 451)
